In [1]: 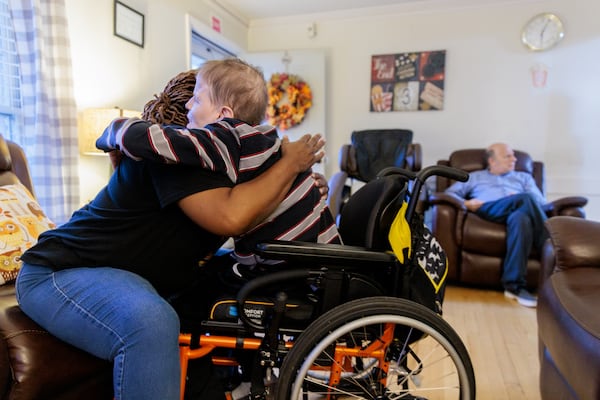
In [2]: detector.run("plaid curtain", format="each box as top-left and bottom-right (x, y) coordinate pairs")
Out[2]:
(8, 0), (79, 224)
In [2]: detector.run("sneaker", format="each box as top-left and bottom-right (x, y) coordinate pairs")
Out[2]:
(504, 288), (537, 308)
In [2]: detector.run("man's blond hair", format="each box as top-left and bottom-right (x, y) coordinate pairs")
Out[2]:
(199, 58), (268, 126)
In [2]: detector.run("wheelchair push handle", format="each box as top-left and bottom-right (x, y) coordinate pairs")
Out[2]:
(378, 165), (468, 183)
(419, 164), (469, 183)
(377, 165), (469, 224)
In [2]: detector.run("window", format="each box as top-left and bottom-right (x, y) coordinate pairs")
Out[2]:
(190, 31), (236, 68)
(0, 0), (22, 139)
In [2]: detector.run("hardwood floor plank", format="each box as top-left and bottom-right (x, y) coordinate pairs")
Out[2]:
(441, 285), (541, 400)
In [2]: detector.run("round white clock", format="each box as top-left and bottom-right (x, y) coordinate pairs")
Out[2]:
(521, 13), (565, 51)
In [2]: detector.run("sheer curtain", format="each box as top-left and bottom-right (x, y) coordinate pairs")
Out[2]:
(8, 0), (79, 224)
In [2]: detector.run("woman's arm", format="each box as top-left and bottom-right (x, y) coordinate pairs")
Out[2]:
(178, 134), (324, 236)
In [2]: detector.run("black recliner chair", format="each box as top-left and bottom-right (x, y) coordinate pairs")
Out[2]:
(327, 129), (421, 223)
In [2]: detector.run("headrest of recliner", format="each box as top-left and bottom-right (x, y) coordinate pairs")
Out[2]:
(340, 129), (413, 182)
(448, 148), (534, 175)
(513, 151), (533, 174)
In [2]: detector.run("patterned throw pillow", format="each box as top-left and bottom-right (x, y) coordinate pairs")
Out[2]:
(0, 183), (55, 285)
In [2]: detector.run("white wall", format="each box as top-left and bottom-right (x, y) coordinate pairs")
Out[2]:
(247, 0), (600, 221)
(244, 49), (328, 175)
(65, 0), (600, 220)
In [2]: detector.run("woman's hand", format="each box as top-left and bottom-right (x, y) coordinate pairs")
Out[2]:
(280, 134), (325, 173)
(312, 172), (329, 199)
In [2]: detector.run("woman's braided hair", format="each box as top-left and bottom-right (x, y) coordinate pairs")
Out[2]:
(142, 70), (197, 126)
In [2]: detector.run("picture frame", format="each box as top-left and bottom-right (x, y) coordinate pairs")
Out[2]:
(114, 0), (144, 48)
(370, 50), (446, 112)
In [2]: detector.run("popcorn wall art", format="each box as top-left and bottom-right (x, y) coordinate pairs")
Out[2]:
(370, 50), (445, 112)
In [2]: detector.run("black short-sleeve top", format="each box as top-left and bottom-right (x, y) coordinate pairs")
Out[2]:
(21, 157), (233, 294)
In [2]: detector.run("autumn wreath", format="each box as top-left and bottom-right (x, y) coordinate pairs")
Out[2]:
(266, 73), (312, 131)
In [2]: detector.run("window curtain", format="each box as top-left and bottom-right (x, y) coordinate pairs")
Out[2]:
(8, 0), (79, 224)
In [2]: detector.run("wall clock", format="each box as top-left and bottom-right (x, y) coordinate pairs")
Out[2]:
(521, 13), (565, 51)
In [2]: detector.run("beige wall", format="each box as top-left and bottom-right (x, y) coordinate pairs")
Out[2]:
(66, 0), (600, 220)
(65, 0), (248, 204)
(247, 0), (600, 220)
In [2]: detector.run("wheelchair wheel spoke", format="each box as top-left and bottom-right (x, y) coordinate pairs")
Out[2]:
(275, 297), (475, 400)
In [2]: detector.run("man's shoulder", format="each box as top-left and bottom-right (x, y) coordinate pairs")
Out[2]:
(466, 169), (491, 181)
(469, 169), (488, 177)
(508, 170), (534, 180)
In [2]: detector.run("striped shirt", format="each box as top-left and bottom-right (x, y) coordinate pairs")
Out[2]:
(97, 117), (341, 265)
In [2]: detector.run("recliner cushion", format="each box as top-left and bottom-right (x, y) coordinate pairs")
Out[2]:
(0, 284), (113, 399)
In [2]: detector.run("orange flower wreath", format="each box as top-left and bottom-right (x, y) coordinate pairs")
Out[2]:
(266, 73), (312, 131)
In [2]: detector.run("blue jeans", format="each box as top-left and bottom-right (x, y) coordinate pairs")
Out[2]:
(16, 263), (181, 400)
(475, 193), (547, 291)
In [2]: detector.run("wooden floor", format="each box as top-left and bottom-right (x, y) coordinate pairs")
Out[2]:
(442, 285), (541, 400)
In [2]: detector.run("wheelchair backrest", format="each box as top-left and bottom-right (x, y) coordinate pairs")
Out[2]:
(338, 175), (407, 251)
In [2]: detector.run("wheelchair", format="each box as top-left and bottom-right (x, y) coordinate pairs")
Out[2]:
(177, 165), (475, 400)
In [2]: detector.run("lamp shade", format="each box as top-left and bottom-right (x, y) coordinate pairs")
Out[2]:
(77, 108), (140, 155)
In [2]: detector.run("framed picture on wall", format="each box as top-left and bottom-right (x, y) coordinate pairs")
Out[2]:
(114, 0), (145, 48)
(370, 50), (446, 112)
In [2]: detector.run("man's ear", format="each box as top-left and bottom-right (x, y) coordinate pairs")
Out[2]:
(219, 106), (234, 119)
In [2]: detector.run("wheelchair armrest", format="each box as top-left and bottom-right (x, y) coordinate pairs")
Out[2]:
(255, 240), (396, 266)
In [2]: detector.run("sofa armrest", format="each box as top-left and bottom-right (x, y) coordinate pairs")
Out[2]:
(326, 171), (350, 222)
(544, 196), (588, 218)
(405, 143), (422, 172)
(428, 192), (467, 210)
(544, 216), (600, 274)
(539, 238), (556, 286)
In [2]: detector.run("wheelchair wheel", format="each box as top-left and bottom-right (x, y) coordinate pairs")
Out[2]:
(275, 296), (475, 400)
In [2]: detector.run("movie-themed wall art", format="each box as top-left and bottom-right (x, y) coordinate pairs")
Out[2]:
(370, 50), (445, 112)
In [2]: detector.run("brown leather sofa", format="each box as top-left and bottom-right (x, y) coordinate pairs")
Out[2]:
(538, 216), (600, 400)
(428, 148), (587, 288)
(327, 129), (421, 222)
(0, 135), (112, 399)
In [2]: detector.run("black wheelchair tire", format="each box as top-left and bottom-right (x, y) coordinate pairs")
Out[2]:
(275, 296), (475, 400)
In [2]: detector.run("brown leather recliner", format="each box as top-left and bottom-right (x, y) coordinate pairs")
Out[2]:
(0, 135), (113, 399)
(327, 129), (421, 223)
(538, 216), (600, 399)
(428, 148), (587, 289)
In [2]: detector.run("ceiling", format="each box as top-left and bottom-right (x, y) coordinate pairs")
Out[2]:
(214, 0), (420, 21)
(211, 0), (535, 24)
